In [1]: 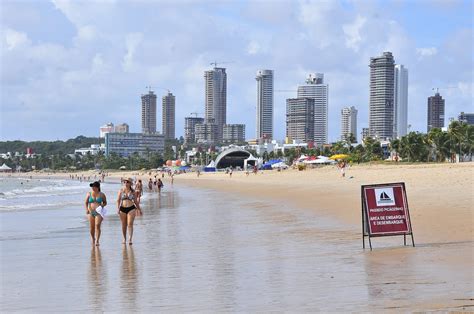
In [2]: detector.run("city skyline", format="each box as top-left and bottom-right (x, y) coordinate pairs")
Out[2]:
(1, 1), (472, 141)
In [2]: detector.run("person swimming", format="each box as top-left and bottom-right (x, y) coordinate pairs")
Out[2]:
(85, 181), (107, 246)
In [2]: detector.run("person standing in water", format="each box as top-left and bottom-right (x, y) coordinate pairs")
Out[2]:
(117, 178), (142, 245)
(135, 179), (143, 204)
(157, 178), (164, 192)
(85, 181), (107, 246)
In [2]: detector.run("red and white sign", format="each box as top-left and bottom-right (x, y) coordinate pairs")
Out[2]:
(362, 183), (412, 235)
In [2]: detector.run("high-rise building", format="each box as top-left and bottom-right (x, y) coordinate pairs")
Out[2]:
(297, 73), (328, 145)
(458, 112), (474, 125)
(256, 69), (274, 140)
(105, 132), (164, 157)
(205, 67), (227, 140)
(341, 106), (358, 142)
(394, 64), (408, 138)
(427, 93), (445, 131)
(223, 124), (246, 143)
(99, 123), (114, 138)
(114, 123), (129, 134)
(369, 52), (395, 140)
(362, 127), (370, 141)
(162, 92), (175, 140)
(286, 98), (315, 143)
(195, 122), (218, 144)
(141, 90), (157, 134)
(184, 117), (205, 144)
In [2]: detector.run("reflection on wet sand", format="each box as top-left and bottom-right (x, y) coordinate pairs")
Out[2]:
(89, 247), (106, 312)
(121, 245), (137, 311)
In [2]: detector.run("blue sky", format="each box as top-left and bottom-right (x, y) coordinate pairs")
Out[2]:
(1, 0), (472, 141)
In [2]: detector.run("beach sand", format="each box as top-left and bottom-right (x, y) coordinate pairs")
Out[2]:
(2, 163), (473, 311)
(175, 162), (474, 311)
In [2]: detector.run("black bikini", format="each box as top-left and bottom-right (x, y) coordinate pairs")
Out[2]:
(119, 190), (136, 214)
(120, 205), (136, 214)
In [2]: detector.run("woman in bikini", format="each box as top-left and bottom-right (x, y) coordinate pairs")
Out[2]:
(117, 178), (142, 245)
(85, 181), (107, 246)
(135, 179), (143, 204)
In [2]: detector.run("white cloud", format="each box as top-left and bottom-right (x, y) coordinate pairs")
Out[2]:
(342, 15), (367, 52)
(0, 1), (472, 141)
(416, 47), (438, 58)
(122, 32), (143, 72)
(4, 28), (30, 50)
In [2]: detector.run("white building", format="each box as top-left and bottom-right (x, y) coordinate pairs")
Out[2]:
(341, 106), (358, 142)
(256, 69), (274, 140)
(75, 144), (106, 156)
(297, 73), (328, 146)
(99, 123), (114, 138)
(394, 64), (408, 138)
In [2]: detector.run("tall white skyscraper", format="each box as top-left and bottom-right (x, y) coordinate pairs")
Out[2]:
(394, 64), (408, 138)
(369, 52), (395, 140)
(340, 106), (358, 142)
(297, 73), (328, 145)
(204, 67), (227, 141)
(256, 69), (274, 140)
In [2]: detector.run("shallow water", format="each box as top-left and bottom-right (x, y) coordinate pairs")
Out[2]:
(0, 181), (472, 311)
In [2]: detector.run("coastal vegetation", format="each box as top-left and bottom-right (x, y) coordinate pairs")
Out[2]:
(1, 123), (472, 171)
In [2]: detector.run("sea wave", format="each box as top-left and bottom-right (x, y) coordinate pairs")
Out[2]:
(0, 201), (84, 211)
(0, 184), (86, 199)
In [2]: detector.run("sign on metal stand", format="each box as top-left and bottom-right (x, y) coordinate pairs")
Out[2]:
(361, 182), (415, 250)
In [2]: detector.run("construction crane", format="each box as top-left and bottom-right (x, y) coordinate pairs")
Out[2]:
(432, 86), (456, 93)
(275, 90), (297, 93)
(209, 61), (234, 67)
(145, 86), (171, 93)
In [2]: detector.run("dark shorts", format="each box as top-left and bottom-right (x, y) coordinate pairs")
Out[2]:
(120, 205), (136, 214)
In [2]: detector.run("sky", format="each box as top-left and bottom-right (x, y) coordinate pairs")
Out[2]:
(1, 0), (472, 142)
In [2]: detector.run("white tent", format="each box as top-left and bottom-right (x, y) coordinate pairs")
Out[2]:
(206, 160), (216, 168)
(271, 161), (288, 169)
(244, 155), (258, 170)
(297, 154), (308, 162)
(0, 163), (12, 172)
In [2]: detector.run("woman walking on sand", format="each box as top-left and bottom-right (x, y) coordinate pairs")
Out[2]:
(85, 181), (107, 246)
(117, 178), (142, 245)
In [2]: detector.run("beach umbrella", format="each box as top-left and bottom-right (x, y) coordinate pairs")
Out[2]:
(329, 154), (349, 160)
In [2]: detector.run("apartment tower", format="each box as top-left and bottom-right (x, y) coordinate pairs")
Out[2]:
(141, 90), (157, 134)
(256, 69), (274, 140)
(162, 92), (175, 140)
(369, 52), (395, 140)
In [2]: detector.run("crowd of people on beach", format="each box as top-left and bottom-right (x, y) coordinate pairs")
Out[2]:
(70, 172), (108, 183)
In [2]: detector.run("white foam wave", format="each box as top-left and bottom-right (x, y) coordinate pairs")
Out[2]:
(1, 184), (85, 199)
(0, 201), (83, 211)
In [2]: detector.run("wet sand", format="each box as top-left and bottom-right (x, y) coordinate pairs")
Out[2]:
(176, 162), (474, 311)
(2, 163), (473, 311)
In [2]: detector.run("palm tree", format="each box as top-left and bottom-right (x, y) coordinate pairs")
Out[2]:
(427, 128), (449, 162)
(448, 121), (463, 162)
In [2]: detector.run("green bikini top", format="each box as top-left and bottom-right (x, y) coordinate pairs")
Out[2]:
(88, 193), (103, 204)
